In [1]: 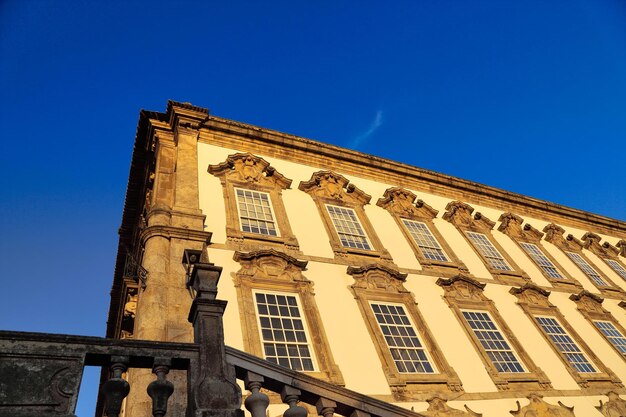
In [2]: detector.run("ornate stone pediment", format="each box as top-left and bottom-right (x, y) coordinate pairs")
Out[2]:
(421, 396), (482, 417)
(569, 290), (605, 314)
(596, 391), (626, 417)
(617, 240), (626, 257)
(443, 202), (495, 231)
(233, 250), (308, 283)
(510, 284), (552, 308)
(347, 264), (408, 293)
(498, 213), (544, 242)
(543, 224), (582, 251)
(208, 153), (292, 189)
(436, 275), (486, 302)
(582, 232), (620, 258)
(377, 187), (438, 219)
(298, 171), (371, 205)
(510, 394), (575, 416)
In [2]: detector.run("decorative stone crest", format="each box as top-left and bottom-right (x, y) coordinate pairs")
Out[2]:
(582, 232), (620, 258)
(498, 213), (544, 242)
(510, 394), (575, 416)
(233, 250), (309, 284)
(617, 240), (626, 257)
(543, 224), (582, 251)
(509, 284), (552, 308)
(436, 275), (486, 302)
(596, 391), (626, 417)
(443, 202), (495, 231)
(569, 290), (606, 314)
(298, 171), (371, 205)
(347, 264), (408, 293)
(376, 187), (438, 219)
(421, 396), (481, 417)
(208, 153), (292, 189)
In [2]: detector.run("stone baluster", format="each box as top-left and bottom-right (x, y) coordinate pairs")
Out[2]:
(316, 398), (337, 417)
(147, 358), (174, 417)
(281, 386), (308, 417)
(101, 356), (130, 417)
(244, 371), (270, 417)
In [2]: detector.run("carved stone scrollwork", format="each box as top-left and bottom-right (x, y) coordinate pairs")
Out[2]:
(233, 249), (309, 285)
(209, 153), (292, 189)
(443, 202), (496, 230)
(436, 275), (487, 303)
(509, 284), (553, 309)
(348, 264), (408, 293)
(569, 290), (606, 315)
(377, 187), (438, 219)
(510, 394), (575, 416)
(617, 240), (626, 257)
(421, 396), (482, 417)
(596, 391), (626, 417)
(543, 224), (582, 251)
(298, 171), (371, 205)
(498, 213), (544, 242)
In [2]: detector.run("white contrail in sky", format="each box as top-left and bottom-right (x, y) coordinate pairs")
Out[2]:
(349, 110), (383, 149)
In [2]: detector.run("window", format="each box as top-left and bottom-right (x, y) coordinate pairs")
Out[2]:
(566, 252), (608, 286)
(534, 316), (596, 373)
(402, 219), (448, 262)
(299, 171), (391, 262)
(208, 153), (299, 250)
(605, 259), (626, 280)
(519, 242), (564, 279)
(371, 302), (435, 373)
(326, 205), (372, 250)
(594, 321), (626, 355)
(461, 310), (525, 373)
(236, 188), (278, 236)
(466, 232), (512, 271)
(233, 250), (344, 384)
(254, 291), (315, 371)
(349, 265), (462, 395)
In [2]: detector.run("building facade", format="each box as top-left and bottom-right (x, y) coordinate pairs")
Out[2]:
(107, 101), (626, 417)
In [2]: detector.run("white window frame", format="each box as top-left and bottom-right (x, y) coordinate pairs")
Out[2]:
(519, 242), (565, 279)
(325, 204), (373, 250)
(593, 320), (626, 356)
(534, 315), (597, 373)
(235, 188), (280, 237)
(401, 219), (450, 262)
(465, 231), (512, 271)
(369, 301), (437, 374)
(461, 309), (526, 373)
(565, 252), (607, 286)
(252, 289), (318, 371)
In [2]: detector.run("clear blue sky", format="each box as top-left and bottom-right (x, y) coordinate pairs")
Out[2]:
(1, 1), (625, 415)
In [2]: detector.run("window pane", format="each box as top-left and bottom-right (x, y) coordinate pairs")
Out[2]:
(370, 302), (436, 374)
(236, 188), (278, 237)
(326, 205), (372, 250)
(462, 310), (525, 373)
(519, 242), (564, 279)
(605, 259), (626, 281)
(535, 316), (596, 373)
(594, 321), (626, 355)
(466, 232), (512, 271)
(255, 292), (315, 371)
(565, 252), (607, 286)
(402, 219), (449, 262)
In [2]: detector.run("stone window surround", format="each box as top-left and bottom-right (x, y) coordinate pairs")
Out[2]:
(376, 187), (468, 277)
(232, 249), (344, 385)
(543, 224), (623, 297)
(436, 275), (551, 391)
(510, 284), (622, 389)
(570, 290), (626, 362)
(497, 212), (582, 291)
(442, 201), (529, 285)
(298, 170), (392, 264)
(348, 264), (463, 399)
(582, 232), (626, 284)
(208, 153), (299, 252)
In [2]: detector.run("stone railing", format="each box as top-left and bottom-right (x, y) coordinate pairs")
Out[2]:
(0, 257), (425, 417)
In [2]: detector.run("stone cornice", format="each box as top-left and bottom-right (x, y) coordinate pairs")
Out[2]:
(199, 113), (626, 237)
